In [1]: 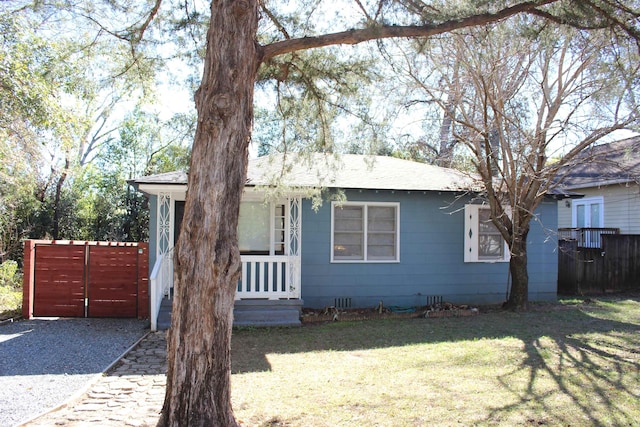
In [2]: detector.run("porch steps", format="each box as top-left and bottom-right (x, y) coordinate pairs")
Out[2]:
(155, 298), (302, 330)
(233, 299), (303, 328)
(157, 296), (173, 331)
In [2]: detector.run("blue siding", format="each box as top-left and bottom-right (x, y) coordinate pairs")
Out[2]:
(300, 190), (557, 308)
(526, 199), (558, 301)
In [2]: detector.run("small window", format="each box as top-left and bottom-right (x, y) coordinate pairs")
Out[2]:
(332, 202), (399, 262)
(464, 204), (509, 263)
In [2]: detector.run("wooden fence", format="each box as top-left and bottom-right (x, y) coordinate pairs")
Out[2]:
(558, 234), (640, 295)
(22, 240), (149, 319)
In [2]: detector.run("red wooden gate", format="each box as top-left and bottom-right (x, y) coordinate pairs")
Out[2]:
(23, 241), (149, 319)
(32, 244), (86, 317)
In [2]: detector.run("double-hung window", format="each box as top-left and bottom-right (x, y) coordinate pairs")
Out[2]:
(464, 204), (510, 263)
(332, 202), (399, 262)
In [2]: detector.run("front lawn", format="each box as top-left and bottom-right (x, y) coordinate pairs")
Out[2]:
(230, 296), (640, 426)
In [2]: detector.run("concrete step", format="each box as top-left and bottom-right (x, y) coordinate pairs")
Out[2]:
(155, 298), (303, 329)
(234, 299), (302, 327)
(156, 297), (173, 331)
(233, 309), (301, 327)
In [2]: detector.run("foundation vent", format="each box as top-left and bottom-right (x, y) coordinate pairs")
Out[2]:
(422, 295), (444, 306)
(334, 297), (352, 309)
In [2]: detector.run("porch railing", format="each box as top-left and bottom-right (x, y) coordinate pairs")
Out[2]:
(149, 251), (173, 331)
(150, 253), (300, 329)
(558, 227), (620, 249)
(237, 255), (300, 300)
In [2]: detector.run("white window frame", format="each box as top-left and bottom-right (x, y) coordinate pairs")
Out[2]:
(572, 196), (604, 228)
(331, 201), (400, 263)
(464, 204), (510, 263)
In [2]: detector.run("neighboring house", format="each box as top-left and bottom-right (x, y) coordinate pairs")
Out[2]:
(132, 153), (559, 328)
(556, 136), (640, 243)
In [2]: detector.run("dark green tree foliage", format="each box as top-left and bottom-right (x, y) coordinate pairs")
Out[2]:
(0, 12), (71, 259)
(0, 2), (196, 251)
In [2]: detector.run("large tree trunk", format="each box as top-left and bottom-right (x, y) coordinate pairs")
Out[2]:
(504, 229), (529, 310)
(158, 1), (259, 425)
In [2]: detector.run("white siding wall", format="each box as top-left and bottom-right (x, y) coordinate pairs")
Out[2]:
(557, 198), (573, 229)
(558, 183), (640, 233)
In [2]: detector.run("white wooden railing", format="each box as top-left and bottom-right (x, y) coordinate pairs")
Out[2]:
(237, 255), (300, 300)
(149, 251), (173, 331)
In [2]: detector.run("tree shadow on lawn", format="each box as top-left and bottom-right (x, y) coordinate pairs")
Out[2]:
(231, 299), (640, 425)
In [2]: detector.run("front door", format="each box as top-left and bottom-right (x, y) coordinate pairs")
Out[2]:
(174, 201), (185, 246)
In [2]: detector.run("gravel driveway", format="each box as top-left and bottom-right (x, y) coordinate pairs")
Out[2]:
(0, 317), (149, 427)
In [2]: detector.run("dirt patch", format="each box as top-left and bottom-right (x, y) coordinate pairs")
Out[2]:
(301, 302), (480, 324)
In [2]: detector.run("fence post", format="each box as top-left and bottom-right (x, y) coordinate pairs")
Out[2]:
(22, 240), (35, 319)
(137, 242), (150, 319)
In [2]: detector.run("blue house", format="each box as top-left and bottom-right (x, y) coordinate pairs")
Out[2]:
(132, 154), (558, 329)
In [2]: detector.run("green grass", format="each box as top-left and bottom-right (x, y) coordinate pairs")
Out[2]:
(230, 296), (640, 426)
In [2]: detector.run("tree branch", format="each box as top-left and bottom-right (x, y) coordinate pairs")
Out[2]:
(259, 0), (291, 39)
(260, 0), (559, 61)
(133, 0), (163, 44)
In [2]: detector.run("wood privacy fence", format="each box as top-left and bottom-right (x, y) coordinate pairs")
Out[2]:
(558, 234), (640, 295)
(22, 240), (149, 319)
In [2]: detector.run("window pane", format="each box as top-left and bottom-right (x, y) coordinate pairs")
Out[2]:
(335, 218), (364, 232)
(368, 206), (395, 232)
(477, 208), (504, 259)
(368, 233), (396, 259)
(274, 243), (284, 255)
(334, 205), (365, 259)
(590, 203), (601, 227)
(368, 244), (396, 258)
(367, 206), (397, 260)
(336, 205), (363, 219)
(479, 235), (504, 258)
(334, 232), (363, 258)
(478, 209), (495, 232)
(238, 202), (270, 253)
(576, 205), (586, 227)
(335, 206), (363, 232)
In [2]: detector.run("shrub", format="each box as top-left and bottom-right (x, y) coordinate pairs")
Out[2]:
(0, 260), (22, 318)
(0, 260), (22, 290)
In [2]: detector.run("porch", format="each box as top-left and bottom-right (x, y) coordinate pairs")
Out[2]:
(557, 227), (620, 249)
(147, 193), (304, 330)
(150, 253), (303, 330)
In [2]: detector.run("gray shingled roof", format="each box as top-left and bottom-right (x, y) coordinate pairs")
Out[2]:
(132, 170), (187, 185)
(556, 136), (640, 190)
(132, 153), (478, 192)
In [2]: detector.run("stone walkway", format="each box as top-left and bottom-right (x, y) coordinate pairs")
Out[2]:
(22, 332), (167, 427)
